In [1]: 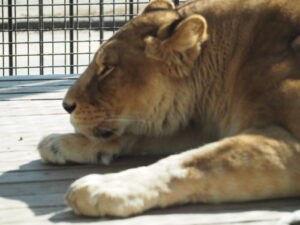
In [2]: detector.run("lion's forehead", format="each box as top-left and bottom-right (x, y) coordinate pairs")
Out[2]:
(110, 10), (180, 40)
(96, 43), (119, 63)
(95, 11), (181, 62)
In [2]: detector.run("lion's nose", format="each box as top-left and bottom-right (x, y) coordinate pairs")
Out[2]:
(62, 101), (76, 114)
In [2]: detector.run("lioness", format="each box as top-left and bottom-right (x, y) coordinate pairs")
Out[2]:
(38, 0), (300, 218)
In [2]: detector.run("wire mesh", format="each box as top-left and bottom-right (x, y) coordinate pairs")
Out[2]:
(1, 0), (184, 76)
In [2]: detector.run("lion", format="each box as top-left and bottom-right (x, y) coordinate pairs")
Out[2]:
(38, 0), (300, 218)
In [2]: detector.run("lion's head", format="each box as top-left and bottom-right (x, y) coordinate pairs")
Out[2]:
(63, 0), (207, 140)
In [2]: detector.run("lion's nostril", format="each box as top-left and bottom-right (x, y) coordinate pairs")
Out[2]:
(63, 102), (76, 114)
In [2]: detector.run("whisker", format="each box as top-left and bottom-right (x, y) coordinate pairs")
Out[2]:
(102, 117), (148, 124)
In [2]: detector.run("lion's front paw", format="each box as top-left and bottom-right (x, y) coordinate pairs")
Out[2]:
(38, 134), (68, 164)
(65, 173), (154, 217)
(38, 133), (122, 165)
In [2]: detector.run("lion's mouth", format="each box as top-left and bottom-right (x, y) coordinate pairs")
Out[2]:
(93, 127), (116, 139)
(73, 125), (117, 140)
(71, 116), (123, 140)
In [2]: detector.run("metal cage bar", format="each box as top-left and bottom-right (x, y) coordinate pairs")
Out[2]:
(0, 0), (184, 76)
(8, 0), (13, 76)
(69, 0), (74, 74)
(39, 0), (44, 75)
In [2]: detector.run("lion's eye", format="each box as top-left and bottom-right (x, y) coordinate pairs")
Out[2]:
(98, 64), (114, 81)
(102, 64), (113, 74)
(101, 64), (114, 75)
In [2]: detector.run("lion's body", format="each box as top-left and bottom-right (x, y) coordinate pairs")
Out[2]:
(38, 0), (300, 219)
(177, 0), (300, 139)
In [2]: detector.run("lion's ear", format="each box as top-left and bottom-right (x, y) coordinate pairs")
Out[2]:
(145, 15), (207, 60)
(164, 15), (207, 51)
(143, 0), (175, 13)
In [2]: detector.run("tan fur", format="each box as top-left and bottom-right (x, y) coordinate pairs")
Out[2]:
(38, 0), (300, 218)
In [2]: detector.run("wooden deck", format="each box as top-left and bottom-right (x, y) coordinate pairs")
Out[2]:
(0, 75), (299, 225)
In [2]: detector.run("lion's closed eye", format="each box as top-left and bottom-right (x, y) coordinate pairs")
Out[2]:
(98, 64), (115, 81)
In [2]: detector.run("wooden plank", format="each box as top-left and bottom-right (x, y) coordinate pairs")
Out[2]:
(0, 108), (66, 117)
(0, 100), (62, 109)
(0, 160), (162, 183)
(0, 134), (71, 149)
(0, 143), (50, 151)
(208, 222), (276, 225)
(0, 109), (70, 118)
(0, 93), (64, 100)
(0, 85), (70, 94)
(0, 193), (66, 210)
(0, 75), (76, 100)
(1, 112), (66, 117)
(0, 114), (73, 147)
(0, 155), (161, 172)
(0, 167), (105, 183)
(0, 150), (40, 162)
(0, 92), (66, 100)
(0, 145), (47, 152)
(0, 180), (71, 196)
(0, 99), (62, 107)
(38, 222), (277, 225)
(0, 206), (71, 224)
(0, 74), (79, 81)
(0, 157), (160, 183)
(0, 151), (141, 164)
(0, 160), (74, 172)
(0, 79), (75, 88)
(1, 191), (300, 212)
(0, 96), (72, 151)
(0, 203), (294, 225)
(0, 100), (65, 117)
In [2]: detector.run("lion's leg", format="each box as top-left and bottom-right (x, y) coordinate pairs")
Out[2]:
(65, 126), (300, 217)
(38, 124), (206, 164)
(37, 133), (123, 165)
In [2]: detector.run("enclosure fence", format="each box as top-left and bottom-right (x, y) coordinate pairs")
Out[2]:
(1, 0), (183, 76)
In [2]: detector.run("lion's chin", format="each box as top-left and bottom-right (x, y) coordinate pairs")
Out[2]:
(73, 127), (95, 139)
(70, 121), (95, 139)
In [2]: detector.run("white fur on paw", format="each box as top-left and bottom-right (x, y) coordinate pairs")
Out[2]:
(278, 210), (300, 225)
(65, 173), (151, 217)
(65, 160), (189, 217)
(37, 134), (67, 164)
